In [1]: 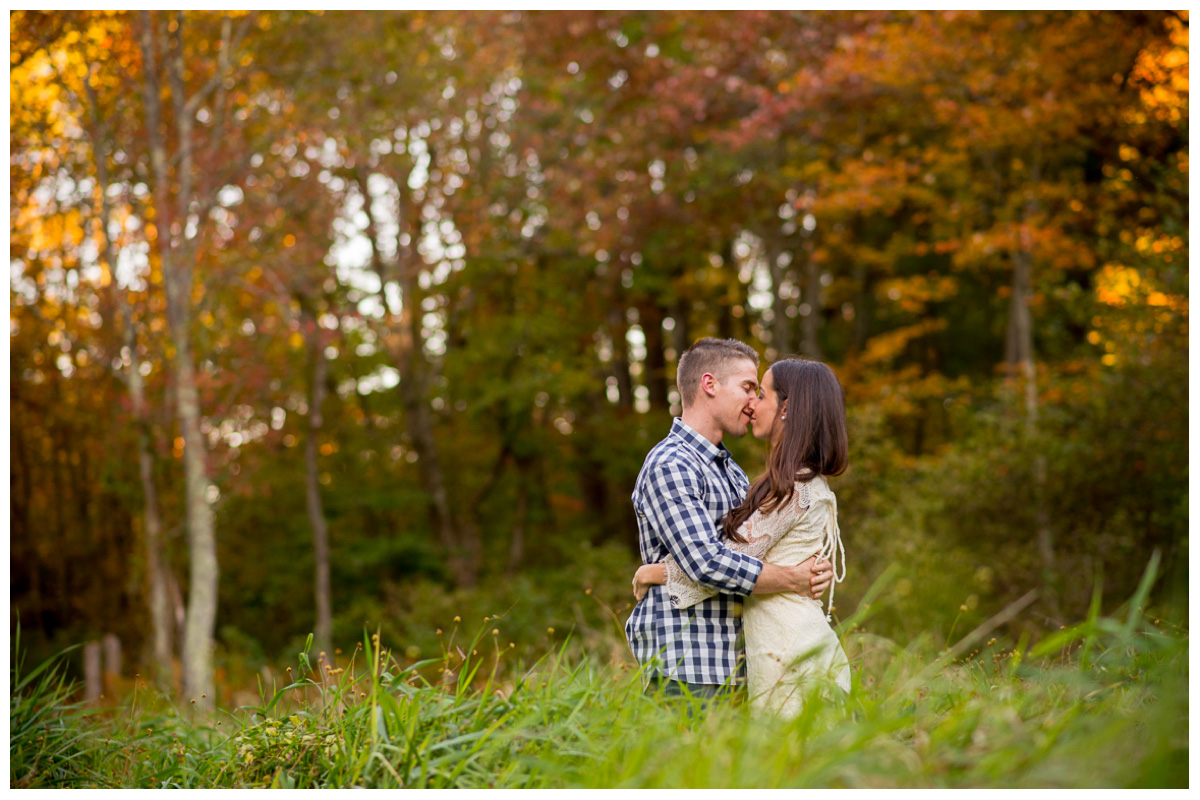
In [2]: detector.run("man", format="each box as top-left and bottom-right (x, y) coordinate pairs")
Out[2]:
(624, 338), (832, 697)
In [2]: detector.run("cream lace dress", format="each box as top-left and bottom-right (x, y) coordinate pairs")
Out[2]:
(664, 475), (850, 718)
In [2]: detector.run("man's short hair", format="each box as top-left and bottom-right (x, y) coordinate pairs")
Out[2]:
(676, 338), (759, 409)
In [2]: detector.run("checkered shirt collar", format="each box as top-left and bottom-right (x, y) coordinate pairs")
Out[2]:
(669, 418), (732, 464)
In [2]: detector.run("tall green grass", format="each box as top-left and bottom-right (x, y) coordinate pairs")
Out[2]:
(10, 627), (98, 789)
(9, 562), (1187, 788)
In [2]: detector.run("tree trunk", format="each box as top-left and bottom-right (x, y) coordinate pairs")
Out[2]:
(84, 69), (173, 689)
(302, 309), (333, 656)
(1008, 216), (1063, 623)
(578, 391), (615, 542)
(717, 241), (737, 341)
(668, 294), (691, 358)
(356, 171), (476, 586)
(166, 564), (188, 658)
(639, 302), (670, 411)
(102, 634), (122, 695)
(130, 350), (172, 686)
(506, 466), (529, 577)
(84, 641), (103, 703)
(850, 258), (873, 357)
(801, 250), (823, 359)
(10, 406), (44, 635)
(608, 306), (634, 410)
(171, 294), (218, 709)
(768, 244), (793, 356)
(140, 11), (218, 709)
(51, 424), (69, 614)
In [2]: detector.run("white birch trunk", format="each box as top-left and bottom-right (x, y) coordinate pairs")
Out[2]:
(81, 61), (175, 690)
(1009, 219), (1063, 623)
(303, 310), (333, 656)
(140, 11), (219, 709)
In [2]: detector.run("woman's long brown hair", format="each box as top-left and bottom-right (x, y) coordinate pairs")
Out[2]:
(723, 358), (848, 543)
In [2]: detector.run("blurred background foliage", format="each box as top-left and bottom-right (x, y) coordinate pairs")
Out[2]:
(9, 11), (1188, 700)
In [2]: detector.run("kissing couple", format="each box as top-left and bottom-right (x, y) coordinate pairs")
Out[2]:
(625, 337), (851, 718)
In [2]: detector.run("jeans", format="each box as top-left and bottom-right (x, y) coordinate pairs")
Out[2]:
(643, 677), (743, 718)
(644, 677), (728, 699)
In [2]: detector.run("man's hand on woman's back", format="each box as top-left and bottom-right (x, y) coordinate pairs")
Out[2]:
(753, 555), (832, 598)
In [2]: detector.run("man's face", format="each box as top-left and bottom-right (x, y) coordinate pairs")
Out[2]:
(711, 359), (761, 438)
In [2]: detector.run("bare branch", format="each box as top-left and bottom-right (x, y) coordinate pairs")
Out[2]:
(182, 15), (238, 115)
(167, 12), (193, 227)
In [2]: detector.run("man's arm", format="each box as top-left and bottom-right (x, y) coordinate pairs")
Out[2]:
(633, 555), (832, 601)
(643, 462), (762, 595)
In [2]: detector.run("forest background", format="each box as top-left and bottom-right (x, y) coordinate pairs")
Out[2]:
(9, 10), (1188, 711)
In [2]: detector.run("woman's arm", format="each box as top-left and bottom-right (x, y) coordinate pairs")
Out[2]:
(633, 563), (667, 602)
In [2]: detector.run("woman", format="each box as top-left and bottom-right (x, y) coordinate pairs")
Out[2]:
(633, 358), (851, 718)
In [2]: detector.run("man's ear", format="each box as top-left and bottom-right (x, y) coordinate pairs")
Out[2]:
(700, 372), (719, 398)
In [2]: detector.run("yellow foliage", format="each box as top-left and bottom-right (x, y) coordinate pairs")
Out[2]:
(1095, 264), (1187, 315)
(1095, 264), (1139, 306)
(860, 320), (948, 366)
(1132, 12), (1189, 122)
(878, 275), (959, 313)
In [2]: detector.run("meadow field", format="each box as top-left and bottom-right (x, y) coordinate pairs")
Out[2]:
(12, 561), (1186, 789)
(11, 11), (1188, 790)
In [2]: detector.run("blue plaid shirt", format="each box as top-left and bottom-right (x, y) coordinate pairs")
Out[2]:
(624, 419), (764, 685)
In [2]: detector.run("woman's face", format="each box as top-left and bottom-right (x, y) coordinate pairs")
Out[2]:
(751, 368), (784, 440)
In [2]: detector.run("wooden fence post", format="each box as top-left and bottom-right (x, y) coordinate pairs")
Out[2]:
(103, 633), (122, 695)
(83, 641), (102, 702)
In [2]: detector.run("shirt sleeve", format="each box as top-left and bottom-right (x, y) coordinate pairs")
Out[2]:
(642, 460), (763, 595)
(665, 483), (812, 609)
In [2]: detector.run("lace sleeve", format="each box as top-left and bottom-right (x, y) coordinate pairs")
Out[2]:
(664, 555), (719, 609)
(727, 481), (812, 562)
